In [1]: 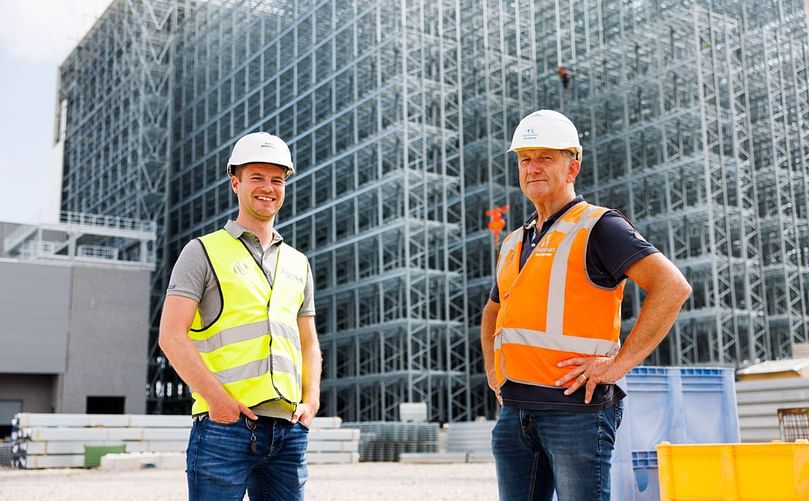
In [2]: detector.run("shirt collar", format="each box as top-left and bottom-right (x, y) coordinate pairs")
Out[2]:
(224, 220), (284, 246)
(523, 195), (584, 230)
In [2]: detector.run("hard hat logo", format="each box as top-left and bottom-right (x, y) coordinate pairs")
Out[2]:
(508, 109), (583, 162)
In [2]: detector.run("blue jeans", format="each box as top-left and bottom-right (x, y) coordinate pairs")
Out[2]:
(186, 415), (309, 501)
(492, 402), (623, 501)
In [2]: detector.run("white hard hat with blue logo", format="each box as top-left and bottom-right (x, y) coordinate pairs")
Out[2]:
(508, 109), (582, 161)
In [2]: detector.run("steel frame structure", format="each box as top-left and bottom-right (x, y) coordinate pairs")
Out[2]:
(537, 0), (809, 368)
(57, 0), (809, 420)
(56, 0), (181, 411)
(164, 0), (471, 421)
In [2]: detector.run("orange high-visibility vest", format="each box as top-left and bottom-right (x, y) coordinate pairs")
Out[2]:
(494, 202), (625, 388)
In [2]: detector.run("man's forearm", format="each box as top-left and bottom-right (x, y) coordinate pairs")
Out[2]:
(614, 288), (689, 372)
(480, 300), (500, 380)
(301, 342), (322, 405)
(159, 329), (229, 404)
(615, 257), (691, 373)
(298, 316), (322, 406)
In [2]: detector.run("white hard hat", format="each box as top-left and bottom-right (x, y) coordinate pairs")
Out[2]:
(508, 109), (582, 161)
(226, 132), (295, 176)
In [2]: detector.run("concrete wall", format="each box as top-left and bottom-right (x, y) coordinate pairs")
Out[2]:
(0, 262), (71, 373)
(0, 258), (150, 415)
(0, 374), (54, 414)
(57, 265), (150, 414)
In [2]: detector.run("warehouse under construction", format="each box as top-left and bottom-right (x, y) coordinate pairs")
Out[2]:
(52, 0), (809, 422)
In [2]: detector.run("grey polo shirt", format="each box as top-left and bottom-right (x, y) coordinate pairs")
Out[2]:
(166, 220), (316, 420)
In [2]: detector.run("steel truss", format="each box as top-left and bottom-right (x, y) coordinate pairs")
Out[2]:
(538, 0), (809, 367)
(58, 0), (809, 420)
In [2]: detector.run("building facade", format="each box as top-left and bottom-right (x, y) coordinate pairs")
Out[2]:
(0, 215), (155, 436)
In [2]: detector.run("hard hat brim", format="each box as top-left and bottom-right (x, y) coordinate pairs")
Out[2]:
(227, 162), (295, 177)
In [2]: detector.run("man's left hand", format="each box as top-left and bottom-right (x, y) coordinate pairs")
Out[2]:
(291, 401), (319, 428)
(555, 356), (628, 404)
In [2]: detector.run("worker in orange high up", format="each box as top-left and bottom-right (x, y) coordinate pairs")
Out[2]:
(480, 110), (691, 501)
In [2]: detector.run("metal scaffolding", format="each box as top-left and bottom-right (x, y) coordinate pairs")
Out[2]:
(167, 0), (473, 421)
(57, 0), (809, 421)
(537, 0), (809, 368)
(56, 0), (181, 412)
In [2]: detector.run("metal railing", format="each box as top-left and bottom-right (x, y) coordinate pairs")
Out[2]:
(59, 211), (156, 234)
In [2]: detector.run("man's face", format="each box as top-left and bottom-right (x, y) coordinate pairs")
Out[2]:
(231, 163), (287, 222)
(517, 148), (579, 205)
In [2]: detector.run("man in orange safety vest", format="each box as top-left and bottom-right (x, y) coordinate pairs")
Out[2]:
(480, 110), (691, 501)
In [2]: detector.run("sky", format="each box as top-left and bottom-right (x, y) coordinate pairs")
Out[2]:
(0, 0), (112, 223)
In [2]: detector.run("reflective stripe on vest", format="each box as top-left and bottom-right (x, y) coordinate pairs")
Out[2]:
(188, 229), (308, 415)
(494, 202), (624, 388)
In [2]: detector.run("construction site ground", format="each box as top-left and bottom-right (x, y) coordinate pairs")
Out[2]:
(0, 462), (498, 500)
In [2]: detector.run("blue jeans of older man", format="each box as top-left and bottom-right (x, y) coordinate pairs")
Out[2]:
(492, 402), (623, 501)
(186, 414), (309, 501)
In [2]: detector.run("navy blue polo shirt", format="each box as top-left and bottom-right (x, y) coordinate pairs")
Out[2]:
(490, 196), (658, 411)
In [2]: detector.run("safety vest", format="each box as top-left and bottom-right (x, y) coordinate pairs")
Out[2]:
(188, 229), (309, 415)
(494, 202), (625, 388)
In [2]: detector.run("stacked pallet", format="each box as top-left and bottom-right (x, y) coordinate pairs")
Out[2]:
(95, 417), (359, 470)
(400, 420), (495, 464)
(445, 420), (495, 461)
(11, 414), (359, 468)
(11, 413), (191, 469)
(307, 416), (360, 464)
(342, 422), (439, 462)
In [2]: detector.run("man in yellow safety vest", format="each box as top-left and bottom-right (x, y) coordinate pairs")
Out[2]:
(160, 132), (321, 501)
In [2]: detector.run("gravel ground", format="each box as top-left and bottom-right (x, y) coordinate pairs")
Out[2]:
(0, 463), (498, 500)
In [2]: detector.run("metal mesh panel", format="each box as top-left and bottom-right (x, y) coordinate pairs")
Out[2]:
(778, 407), (809, 441)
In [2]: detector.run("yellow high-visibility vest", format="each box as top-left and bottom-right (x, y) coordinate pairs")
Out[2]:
(494, 202), (625, 388)
(188, 229), (309, 415)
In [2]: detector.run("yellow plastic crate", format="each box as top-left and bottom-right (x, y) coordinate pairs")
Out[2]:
(656, 441), (809, 500)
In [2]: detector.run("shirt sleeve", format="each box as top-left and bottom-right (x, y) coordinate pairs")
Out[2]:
(587, 211), (659, 288)
(298, 262), (316, 317)
(166, 239), (212, 302)
(489, 280), (500, 303)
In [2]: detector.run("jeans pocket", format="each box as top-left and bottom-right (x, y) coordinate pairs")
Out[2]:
(207, 414), (241, 426)
(613, 400), (624, 430)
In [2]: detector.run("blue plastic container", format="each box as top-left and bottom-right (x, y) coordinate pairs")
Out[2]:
(610, 366), (739, 501)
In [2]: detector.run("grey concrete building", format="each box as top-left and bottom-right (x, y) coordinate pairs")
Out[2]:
(0, 215), (155, 437)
